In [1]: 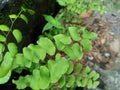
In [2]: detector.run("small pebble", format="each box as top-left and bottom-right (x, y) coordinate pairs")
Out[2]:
(104, 52), (110, 58)
(88, 56), (94, 60)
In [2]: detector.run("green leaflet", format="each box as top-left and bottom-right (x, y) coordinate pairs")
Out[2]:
(43, 15), (62, 29)
(82, 66), (91, 75)
(42, 23), (53, 32)
(63, 43), (83, 60)
(28, 44), (46, 60)
(7, 43), (18, 57)
(67, 61), (74, 74)
(56, 0), (66, 6)
(12, 75), (31, 89)
(0, 52), (13, 78)
(0, 70), (11, 84)
(80, 39), (92, 51)
(37, 37), (56, 56)
(39, 66), (50, 89)
(58, 75), (66, 88)
(48, 58), (69, 83)
(23, 47), (40, 63)
(27, 9), (35, 15)
(54, 34), (72, 50)
(0, 35), (6, 42)
(12, 29), (22, 43)
(82, 29), (97, 40)
(74, 63), (82, 73)
(9, 14), (17, 19)
(0, 43), (5, 54)
(0, 25), (10, 31)
(12, 54), (31, 69)
(69, 27), (81, 41)
(20, 14), (28, 24)
(30, 68), (50, 90)
(66, 75), (75, 87)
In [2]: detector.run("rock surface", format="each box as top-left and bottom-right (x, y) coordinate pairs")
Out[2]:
(93, 10), (120, 90)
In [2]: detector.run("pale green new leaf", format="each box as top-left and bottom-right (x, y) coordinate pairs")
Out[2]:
(7, 43), (18, 57)
(9, 14), (17, 19)
(12, 29), (22, 43)
(37, 37), (56, 55)
(0, 35), (6, 42)
(0, 25), (9, 31)
(20, 14), (28, 24)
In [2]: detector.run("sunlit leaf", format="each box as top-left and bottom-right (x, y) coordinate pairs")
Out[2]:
(0, 71), (11, 84)
(0, 52), (13, 78)
(81, 39), (92, 51)
(9, 14), (17, 19)
(20, 14), (28, 24)
(0, 43), (5, 54)
(63, 43), (83, 60)
(42, 23), (53, 32)
(82, 30), (97, 40)
(58, 75), (66, 88)
(39, 66), (50, 89)
(43, 15), (62, 29)
(7, 43), (18, 57)
(37, 37), (56, 55)
(66, 75), (75, 87)
(74, 63), (82, 73)
(67, 61), (74, 74)
(48, 58), (69, 83)
(54, 34), (72, 50)
(28, 44), (46, 60)
(92, 81), (100, 88)
(12, 29), (22, 43)
(13, 75), (30, 89)
(0, 25), (9, 31)
(0, 35), (6, 42)
(69, 27), (81, 41)
(12, 54), (31, 69)
(56, 0), (66, 6)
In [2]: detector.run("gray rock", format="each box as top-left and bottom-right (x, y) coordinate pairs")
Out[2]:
(0, 0), (10, 10)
